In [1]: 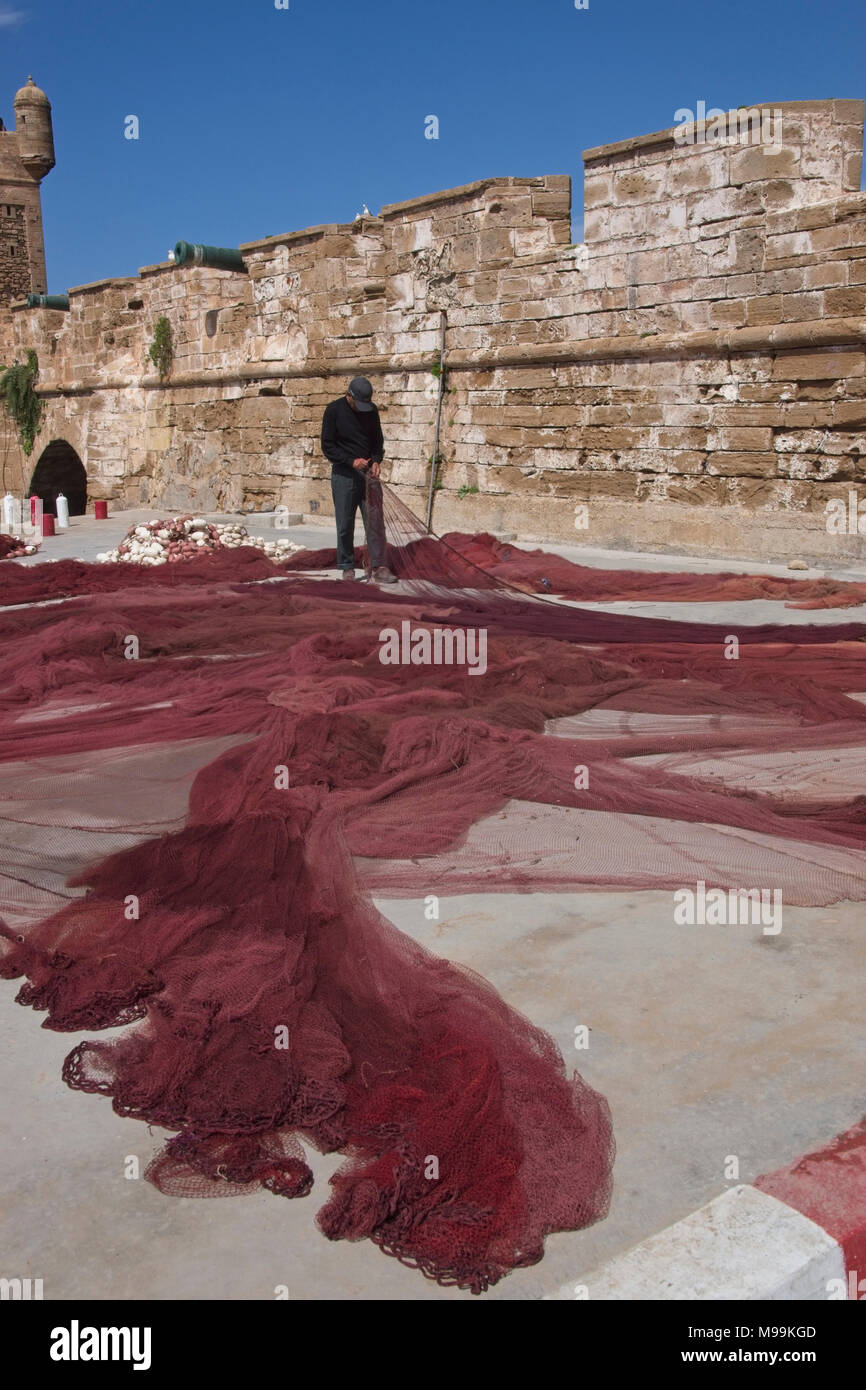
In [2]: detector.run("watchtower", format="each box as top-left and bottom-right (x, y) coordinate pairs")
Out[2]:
(0, 76), (55, 306)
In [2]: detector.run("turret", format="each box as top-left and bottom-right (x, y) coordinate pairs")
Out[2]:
(13, 76), (55, 181)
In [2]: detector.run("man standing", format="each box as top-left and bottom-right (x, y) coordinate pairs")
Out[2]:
(320, 377), (396, 582)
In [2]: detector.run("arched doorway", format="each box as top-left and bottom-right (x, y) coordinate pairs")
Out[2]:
(28, 440), (87, 516)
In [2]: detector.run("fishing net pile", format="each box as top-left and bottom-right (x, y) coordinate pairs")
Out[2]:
(1, 481), (866, 1293)
(0, 532), (38, 560)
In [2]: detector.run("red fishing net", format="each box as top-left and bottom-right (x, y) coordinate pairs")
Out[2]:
(1, 483), (865, 1293)
(0, 532), (37, 561)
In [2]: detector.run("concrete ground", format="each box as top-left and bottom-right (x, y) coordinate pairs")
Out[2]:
(2, 508), (865, 1300)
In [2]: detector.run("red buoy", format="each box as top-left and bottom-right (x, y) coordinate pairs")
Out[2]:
(94, 500), (108, 520)
(41, 512), (55, 537)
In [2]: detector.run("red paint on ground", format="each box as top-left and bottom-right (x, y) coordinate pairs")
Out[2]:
(756, 1118), (866, 1276)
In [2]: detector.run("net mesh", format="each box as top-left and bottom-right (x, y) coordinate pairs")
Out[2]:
(1, 479), (865, 1292)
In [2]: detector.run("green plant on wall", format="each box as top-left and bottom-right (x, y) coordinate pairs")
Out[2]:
(430, 350), (454, 393)
(0, 349), (43, 459)
(148, 316), (173, 380)
(428, 450), (446, 491)
(457, 484), (479, 500)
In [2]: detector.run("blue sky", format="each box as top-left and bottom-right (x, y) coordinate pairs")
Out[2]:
(1, 0), (864, 293)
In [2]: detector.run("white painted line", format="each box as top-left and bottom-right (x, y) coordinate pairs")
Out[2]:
(547, 1186), (844, 1301)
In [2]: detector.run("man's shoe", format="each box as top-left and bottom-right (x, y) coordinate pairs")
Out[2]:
(341, 568), (356, 581)
(372, 566), (398, 584)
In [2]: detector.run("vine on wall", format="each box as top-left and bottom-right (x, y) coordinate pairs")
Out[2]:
(147, 317), (173, 380)
(0, 349), (43, 462)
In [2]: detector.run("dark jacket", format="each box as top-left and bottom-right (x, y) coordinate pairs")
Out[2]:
(321, 397), (385, 478)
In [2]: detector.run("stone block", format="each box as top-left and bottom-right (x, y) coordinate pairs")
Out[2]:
(583, 175), (612, 208)
(824, 285), (866, 316)
(710, 299), (748, 327)
(803, 261), (848, 289)
(729, 146), (799, 184)
(721, 477), (779, 507)
(705, 451), (778, 477)
(645, 424), (705, 455)
(687, 187), (762, 225)
(612, 168), (666, 204)
(664, 475), (726, 505)
(757, 267), (805, 295)
(513, 227), (553, 258)
(772, 350), (865, 381)
(762, 180), (798, 210)
(745, 295), (783, 325)
(843, 153), (863, 190)
(707, 427), (774, 451)
(579, 427), (642, 449)
(667, 158), (717, 194)
(478, 228), (514, 264)
(811, 224), (851, 252)
(830, 401), (866, 427)
(531, 189), (571, 220)
(781, 291), (823, 320)
(764, 230), (814, 261)
(451, 235), (480, 272)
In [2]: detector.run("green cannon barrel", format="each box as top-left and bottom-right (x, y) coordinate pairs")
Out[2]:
(173, 241), (246, 272)
(27, 293), (70, 309)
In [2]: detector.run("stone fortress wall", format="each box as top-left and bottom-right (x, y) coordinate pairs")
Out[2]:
(1, 97), (864, 563)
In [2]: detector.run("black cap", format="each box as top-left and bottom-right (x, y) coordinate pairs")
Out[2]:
(348, 376), (375, 412)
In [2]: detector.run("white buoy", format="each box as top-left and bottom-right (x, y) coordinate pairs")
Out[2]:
(55, 492), (70, 528)
(2, 493), (15, 531)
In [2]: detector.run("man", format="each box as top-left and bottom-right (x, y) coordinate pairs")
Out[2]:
(320, 377), (397, 582)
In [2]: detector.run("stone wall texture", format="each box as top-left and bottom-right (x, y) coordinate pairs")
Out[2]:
(0, 202), (30, 303)
(1, 98), (865, 563)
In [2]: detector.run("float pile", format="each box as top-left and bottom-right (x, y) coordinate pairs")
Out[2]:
(96, 516), (300, 566)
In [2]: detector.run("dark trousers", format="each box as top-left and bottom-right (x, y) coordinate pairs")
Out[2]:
(331, 470), (369, 571)
(331, 471), (386, 571)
